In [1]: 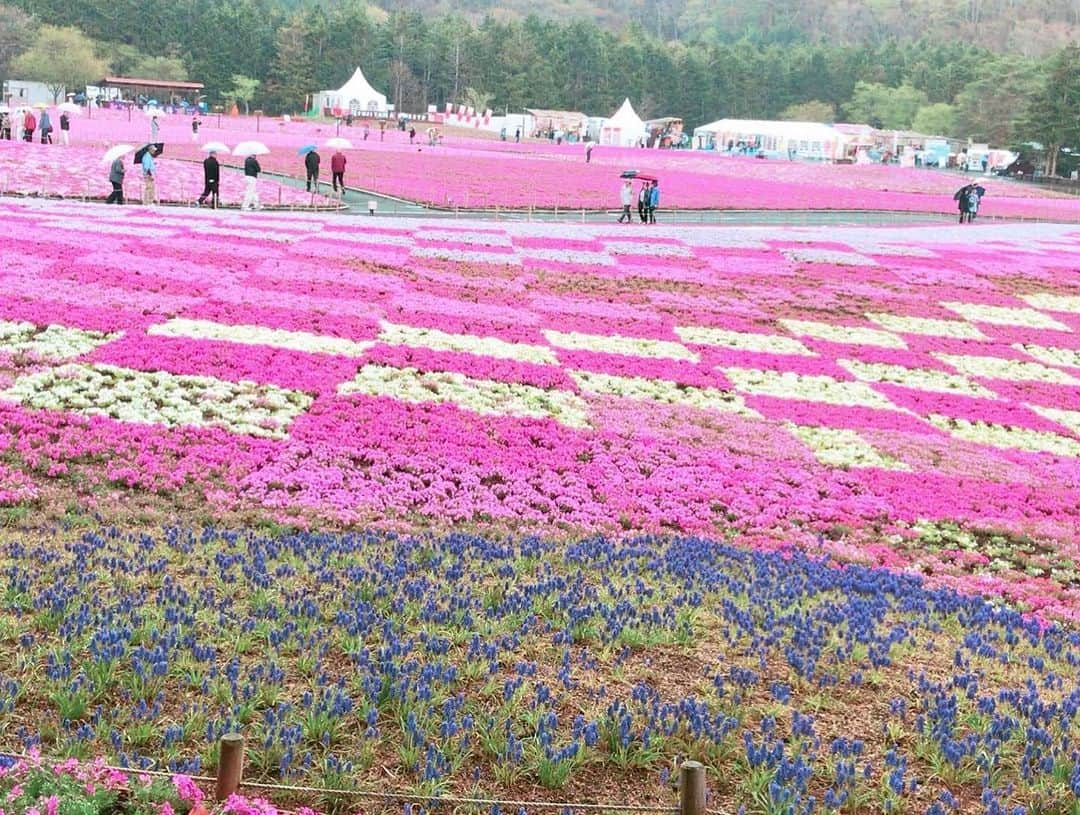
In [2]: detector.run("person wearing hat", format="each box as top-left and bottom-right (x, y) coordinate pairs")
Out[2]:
(106, 155), (126, 204)
(141, 144), (160, 206)
(198, 149), (220, 208)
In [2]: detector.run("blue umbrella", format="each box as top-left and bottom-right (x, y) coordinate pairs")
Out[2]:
(297, 144), (317, 155)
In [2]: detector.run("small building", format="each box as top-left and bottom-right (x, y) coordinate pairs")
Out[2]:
(314, 68), (389, 117)
(693, 119), (848, 161)
(600, 99), (646, 147)
(644, 117), (684, 148)
(2, 79), (58, 107)
(524, 108), (588, 140)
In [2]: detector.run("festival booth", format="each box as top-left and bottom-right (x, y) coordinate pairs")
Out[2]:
(693, 119), (848, 161)
(599, 99), (646, 147)
(313, 68), (390, 117)
(525, 108), (588, 141)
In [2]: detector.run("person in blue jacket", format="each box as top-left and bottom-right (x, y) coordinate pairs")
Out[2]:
(648, 180), (659, 224)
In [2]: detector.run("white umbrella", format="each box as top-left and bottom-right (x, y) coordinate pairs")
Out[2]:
(101, 144), (136, 164)
(58, 102), (82, 115)
(0, 106), (8, 114)
(201, 141), (231, 154)
(325, 137), (353, 149)
(233, 140), (269, 157)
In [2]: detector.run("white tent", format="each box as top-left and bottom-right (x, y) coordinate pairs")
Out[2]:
(315, 68), (389, 115)
(599, 98), (645, 147)
(692, 119), (848, 160)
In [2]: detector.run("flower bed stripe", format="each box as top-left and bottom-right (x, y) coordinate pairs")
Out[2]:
(148, 317), (375, 358)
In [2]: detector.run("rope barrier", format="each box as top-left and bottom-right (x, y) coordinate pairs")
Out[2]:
(0, 750), (689, 813)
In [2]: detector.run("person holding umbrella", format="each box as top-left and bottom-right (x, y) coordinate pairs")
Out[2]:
(106, 155), (126, 204)
(141, 144), (160, 206)
(198, 149), (220, 208)
(242, 153), (262, 211)
(304, 147), (321, 192)
(331, 149), (347, 194)
(648, 179), (660, 224)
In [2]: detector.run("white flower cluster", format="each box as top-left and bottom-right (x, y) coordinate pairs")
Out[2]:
(1013, 343), (1080, 370)
(149, 318), (373, 358)
(865, 312), (986, 340)
(1021, 292), (1080, 314)
(0, 319), (119, 361)
(722, 367), (901, 411)
(927, 414), (1080, 457)
(786, 423), (909, 471)
(934, 353), (1079, 385)
(839, 359), (994, 398)
(544, 329), (699, 362)
(674, 325), (814, 356)
(1028, 405), (1080, 436)
(338, 364), (591, 428)
(569, 370), (760, 418)
(780, 318), (907, 349)
(602, 241), (692, 257)
(2, 363), (312, 439)
(942, 302), (1071, 331)
(783, 248), (878, 266)
(411, 246), (522, 266)
(378, 321), (558, 365)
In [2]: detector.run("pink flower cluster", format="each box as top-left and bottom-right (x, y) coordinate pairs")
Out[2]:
(0, 197), (1078, 616)
(0, 140), (335, 207)
(23, 106), (1078, 218)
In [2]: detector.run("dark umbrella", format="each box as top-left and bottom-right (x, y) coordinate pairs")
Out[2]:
(133, 142), (164, 164)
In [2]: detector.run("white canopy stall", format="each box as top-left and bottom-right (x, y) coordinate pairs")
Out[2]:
(314, 68), (389, 116)
(693, 119), (848, 161)
(599, 99), (646, 147)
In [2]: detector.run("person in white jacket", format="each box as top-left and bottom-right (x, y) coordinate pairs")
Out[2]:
(617, 179), (633, 223)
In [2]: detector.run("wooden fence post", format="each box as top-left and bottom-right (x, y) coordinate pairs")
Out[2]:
(215, 733), (245, 801)
(679, 760), (706, 815)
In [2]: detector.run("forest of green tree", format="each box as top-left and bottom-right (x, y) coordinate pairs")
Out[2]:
(2, 0), (1077, 172)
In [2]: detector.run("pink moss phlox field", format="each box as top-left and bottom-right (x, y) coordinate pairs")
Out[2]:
(0, 198), (1079, 618)
(0, 140), (334, 207)
(6, 107), (1078, 217)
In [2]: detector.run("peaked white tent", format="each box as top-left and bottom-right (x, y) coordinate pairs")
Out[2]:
(314, 68), (389, 115)
(599, 99), (645, 147)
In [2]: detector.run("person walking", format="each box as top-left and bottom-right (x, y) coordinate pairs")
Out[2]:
(0, 111), (10, 140)
(585, 141), (593, 163)
(38, 110), (52, 144)
(105, 156), (126, 204)
(22, 109), (36, 142)
(648, 180), (659, 223)
(141, 145), (158, 205)
(191, 115), (200, 142)
(954, 183), (978, 224)
(304, 148), (320, 192)
(966, 183), (985, 223)
(149, 114), (160, 143)
(331, 149), (346, 194)
(617, 179), (633, 223)
(409, 126), (416, 144)
(379, 120), (386, 141)
(59, 111), (70, 145)
(363, 124), (370, 141)
(197, 149), (220, 208)
(637, 182), (649, 223)
(242, 153), (262, 211)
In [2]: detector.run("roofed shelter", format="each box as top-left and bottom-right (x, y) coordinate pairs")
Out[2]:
(100, 76), (205, 105)
(314, 68), (389, 117)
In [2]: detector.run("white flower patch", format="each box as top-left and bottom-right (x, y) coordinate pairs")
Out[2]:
(517, 247), (615, 266)
(941, 302), (1071, 332)
(838, 359), (995, 398)
(783, 248), (878, 266)
(675, 325), (815, 356)
(1, 363), (312, 439)
(315, 231), (414, 247)
(786, 424), (910, 471)
(193, 226), (300, 243)
(338, 364), (590, 429)
(1020, 292), (1080, 314)
(927, 414), (1080, 457)
(411, 246), (522, 266)
(0, 320), (119, 360)
(38, 220), (178, 239)
(569, 370), (761, 418)
(148, 318), (374, 357)
(378, 321), (558, 366)
(1028, 405), (1080, 436)
(933, 353), (1080, 385)
(418, 229), (513, 248)
(722, 368), (901, 411)
(601, 241), (692, 257)
(1012, 343), (1080, 369)
(544, 329), (699, 362)
(865, 313), (986, 340)
(779, 319), (907, 349)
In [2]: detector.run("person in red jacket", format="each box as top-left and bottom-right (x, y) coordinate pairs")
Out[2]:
(22, 110), (36, 142)
(331, 150), (347, 193)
